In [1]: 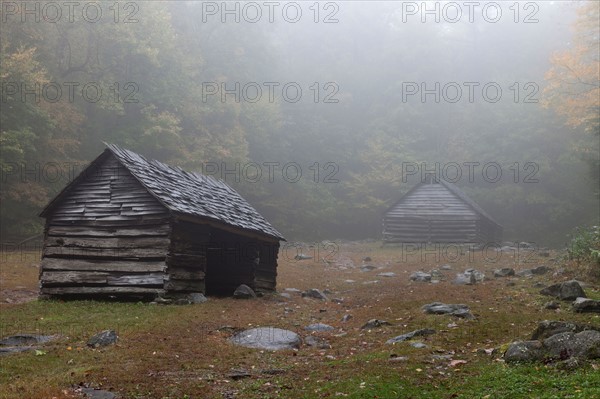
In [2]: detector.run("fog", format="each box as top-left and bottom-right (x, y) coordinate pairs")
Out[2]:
(1, 1), (598, 246)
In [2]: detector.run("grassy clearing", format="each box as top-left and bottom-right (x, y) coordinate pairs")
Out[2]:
(1, 244), (599, 399)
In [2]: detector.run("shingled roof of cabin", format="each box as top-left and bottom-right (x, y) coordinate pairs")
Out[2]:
(40, 143), (285, 241)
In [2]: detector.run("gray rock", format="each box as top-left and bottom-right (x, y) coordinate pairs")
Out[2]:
(494, 268), (515, 277)
(227, 369), (252, 380)
(87, 330), (117, 348)
(531, 320), (600, 340)
(531, 265), (551, 275)
(410, 271), (432, 282)
(410, 342), (427, 349)
(230, 327), (301, 350)
(464, 269), (485, 282)
(294, 254), (313, 260)
(80, 388), (117, 399)
(0, 334), (55, 346)
(440, 264), (452, 270)
(543, 301), (560, 310)
(453, 273), (475, 285)
(363, 256), (372, 262)
(544, 330), (600, 360)
(304, 335), (331, 349)
(284, 288), (302, 294)
(540, 280), (586, 301)
(361, 319), (391, 329)
(301, 289), (328, 301)
(422, 302), (474, 319)
(361, 265), (377, 272)
(341, 314), (353, 323)
(279, 293), (292, 299)
(233, 284), (257, 299)
(386, 329), (436, 344)
(573, 297), (600, 313)
(504, 340), (546, 363)
(304, 323), (334, 332)
(187, 292), (208, 304)
(378, 272), (396, 277)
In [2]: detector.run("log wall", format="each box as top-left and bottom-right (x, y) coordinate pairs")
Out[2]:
(40, 155), (170, 297)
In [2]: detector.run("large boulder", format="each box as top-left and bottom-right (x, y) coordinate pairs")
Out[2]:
(540, 280), (586, 301)
(573, 297), (600, 313)
(230, 327), (301, 350)
(544, 330), (600, 360)
(504, 341), (546, 363)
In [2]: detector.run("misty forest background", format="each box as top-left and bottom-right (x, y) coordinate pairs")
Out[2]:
(1, 1), (598, 246)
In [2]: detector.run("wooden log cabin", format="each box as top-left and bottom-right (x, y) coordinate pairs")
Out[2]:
(382, 176), (502, 244)
(39, 144), (285, 299)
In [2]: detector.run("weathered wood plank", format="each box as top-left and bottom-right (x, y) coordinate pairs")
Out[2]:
(43, 247), (166, 259)
(47, 226), (170, 237)
(41, 271), (109, 285)
(41, 258), (167, 272)
(45, 236), (170, 249)
(41, 286), (165, 295)
(107, 273), (164, 286)
(168, 269), (206, 280)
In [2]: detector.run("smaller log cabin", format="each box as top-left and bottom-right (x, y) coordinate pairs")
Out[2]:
(39, 144), (285, 298)
(383, 176), (502, 244)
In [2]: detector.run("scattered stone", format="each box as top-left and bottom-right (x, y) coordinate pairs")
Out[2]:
(422, 302), (474, 319)
(187, 292), (208, 304)
(386, 329), (436, 344)
(227, 369), (252, 380)
(504, 340), (546, 363)
(464, 269), (485, 282)
(230, 327), (301, 350)
(494, 268), (515, 277)
(516, 269), (533, 277)
(87, 330), (117, 348)
(301, 289), (328, 301)
(363, 257), (372, 262)
(341, 314), (353, 323)
(543, 301), (560, 310)
(332, 298), (344, 304)
(279, 293), (292, 299)
(233, 284), (257, 299)
(304, 323), (334, 332)
(440, 264), (452, 270)
(410, 271), (432, 282)
(0, 334), (55, 347)
(361, 265), (377, 272)
(531, 265), (551, 275)
(294, 254), (313, 260)
(544, 330), (600, 360)
(410, 342), (427, 349)
(80, 388), (117, 399)
(531, 320), (600, 340)
(304, 335), (331, 349)
(540, 280), (586, 301)
(344, 280), (355, 284)
(453, 273), (475, 285)
(556, 356), (581, 371)
(361, 319), (391, 329)
(261, 368), (286, 375)
(378, 272), (396, 277)
(533, 282), (546, 289)
(573, 297), (600, 313)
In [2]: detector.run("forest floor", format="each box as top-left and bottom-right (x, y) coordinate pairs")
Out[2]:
(1, 242), (599, 399)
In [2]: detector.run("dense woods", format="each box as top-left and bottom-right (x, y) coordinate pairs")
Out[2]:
(1, 1), (598, 245)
